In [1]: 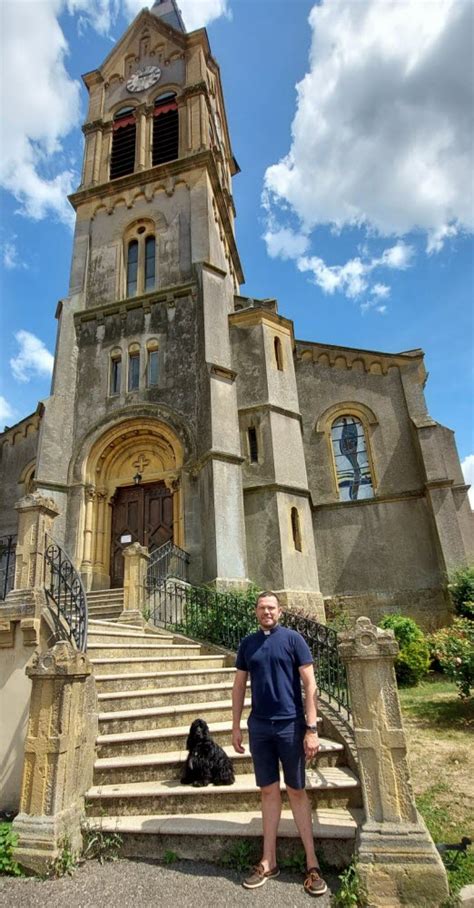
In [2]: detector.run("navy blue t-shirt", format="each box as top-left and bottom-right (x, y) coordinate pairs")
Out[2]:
(235, 625), (313, 720)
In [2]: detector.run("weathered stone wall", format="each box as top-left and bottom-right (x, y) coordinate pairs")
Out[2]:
(295, 345), (466, 626)
(0, 417), (40, 537)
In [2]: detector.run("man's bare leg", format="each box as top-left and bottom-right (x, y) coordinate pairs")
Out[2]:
(286, 785), (318, 869)
(260, 781), (282, 870)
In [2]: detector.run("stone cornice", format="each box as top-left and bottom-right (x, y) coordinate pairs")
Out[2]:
(243, 483), (311, 499)
(229, 307), (294, 336)
(296, 339), (427, 379)
(0, 403), (44, 444)
(189, 450), (245, 476)
(238, 403), (302, 426)
(73, 281), (196, 329)
(312, 488), (426, 511)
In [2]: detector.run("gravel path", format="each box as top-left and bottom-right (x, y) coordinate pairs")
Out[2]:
(0, 858), (337, 907)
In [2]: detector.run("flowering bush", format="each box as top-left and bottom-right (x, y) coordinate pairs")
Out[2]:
(428, 619), (474, 698)
(380, 614), (430, 686)
(448, 566), (474, 620)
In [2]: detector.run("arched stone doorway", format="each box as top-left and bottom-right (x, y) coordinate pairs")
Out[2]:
(80, 418), (184, 589)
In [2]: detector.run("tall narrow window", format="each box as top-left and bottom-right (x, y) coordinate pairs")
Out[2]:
(144, 235), (156, 291)
(128, 351), (140, 391)
(110, 108), (136, 180)
(147, 348), (159, 386)
(274, 336), (283, 371)
(110, 354), (122, 395)
(331, 415), (374, 502)
(127, 240), (139, 297)
(291, 507), (302, 552)
(248, 426), (258, 463)
(153, 93), (179, 166)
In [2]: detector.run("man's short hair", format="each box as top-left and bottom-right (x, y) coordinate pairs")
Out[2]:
(255, 590), (281, 608)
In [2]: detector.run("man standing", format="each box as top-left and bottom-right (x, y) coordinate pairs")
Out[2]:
(232, 591), (327, 897)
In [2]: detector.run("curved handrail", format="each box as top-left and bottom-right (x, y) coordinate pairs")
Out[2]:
(44, 536), (88, 651)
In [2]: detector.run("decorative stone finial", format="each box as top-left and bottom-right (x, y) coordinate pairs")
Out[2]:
(338, 615), (399, 661)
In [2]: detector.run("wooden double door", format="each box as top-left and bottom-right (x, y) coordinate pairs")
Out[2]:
(110, 481), (173, 587)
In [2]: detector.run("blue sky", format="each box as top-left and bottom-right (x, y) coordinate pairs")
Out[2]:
(0, 0), (473, 496)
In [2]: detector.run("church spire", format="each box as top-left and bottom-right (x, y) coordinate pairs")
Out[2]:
(151, 0), (186, 33)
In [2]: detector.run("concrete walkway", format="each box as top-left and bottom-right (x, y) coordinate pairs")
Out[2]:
(0, 858), (338, 907)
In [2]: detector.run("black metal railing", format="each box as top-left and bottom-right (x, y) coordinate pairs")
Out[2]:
(146, 579), (350, 715)
(44, 537), (88, 651)
(0, 535), (16, 601)
(147, 540), (190, 588)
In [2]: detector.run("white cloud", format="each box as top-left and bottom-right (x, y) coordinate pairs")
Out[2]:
(371, 283), (390, 300)
(0, 1), (231, 228)
(2, 239), (27, 271)
(0, 1), (80, 226)
(461, 455), (474, 509)
(264, 227), (310, 261)
(10, 331), (54, 384)
(264, 0), (473, 250)
(0, 396), (15, 427)
(118, 0), (231, 30)
(294, 240), (413, 309)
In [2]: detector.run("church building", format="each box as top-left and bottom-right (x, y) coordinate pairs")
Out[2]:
(1, 0), (472, 628)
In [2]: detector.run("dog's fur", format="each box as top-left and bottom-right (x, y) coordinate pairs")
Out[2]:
(180, 718), (235, 787)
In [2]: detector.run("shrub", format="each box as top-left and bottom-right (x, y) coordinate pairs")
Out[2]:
(428, 619), (474, 698)
(448, 567), (474, 620)
(0, 822), (23, 877)
(380, 614), (430, 686)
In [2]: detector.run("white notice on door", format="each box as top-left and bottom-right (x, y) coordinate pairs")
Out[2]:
(120, 533), (132, 544)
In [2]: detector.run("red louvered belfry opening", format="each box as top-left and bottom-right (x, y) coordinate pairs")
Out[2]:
(110, 110), (136, 180)
(153, 97), (179, 167)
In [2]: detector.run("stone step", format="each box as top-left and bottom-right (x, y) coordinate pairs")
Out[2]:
(88, 642), (201, 659)
(97, 681), (244, 711)
(88, 630), (176, 647)
(88, 608), (122, 620)
(97, 698), (252, 735)
(93, 738), (345, 785)
(91, 654), (228, 675)
(94, 667), (238, 693)
(84, 807), (361, 869)
(88, 589), (124, 600)
(85, 767), (360, 816)
(96, 718), (321, 759)
(88, 620), (172, 639)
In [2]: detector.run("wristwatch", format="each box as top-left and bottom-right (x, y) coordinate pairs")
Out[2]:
(305, 724), (318, 732)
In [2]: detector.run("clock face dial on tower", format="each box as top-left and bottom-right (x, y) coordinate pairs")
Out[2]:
(126, 65), (162, 93)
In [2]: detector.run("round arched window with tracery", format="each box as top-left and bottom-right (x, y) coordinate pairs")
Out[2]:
(331, 415), (374, 501)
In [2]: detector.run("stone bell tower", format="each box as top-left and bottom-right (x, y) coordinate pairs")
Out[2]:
(32, 0), (250, 592)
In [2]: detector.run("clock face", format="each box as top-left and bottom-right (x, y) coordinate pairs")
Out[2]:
(126, 65), (162, 93)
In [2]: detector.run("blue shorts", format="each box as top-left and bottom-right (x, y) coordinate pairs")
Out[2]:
(247, 714), (306, 790)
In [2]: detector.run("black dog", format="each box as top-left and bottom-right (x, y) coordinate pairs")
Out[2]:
(180, 718), (235, 787)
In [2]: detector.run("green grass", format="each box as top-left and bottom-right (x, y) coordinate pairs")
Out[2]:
(399, 677), (473, 899)
(399, 675), (474, 729)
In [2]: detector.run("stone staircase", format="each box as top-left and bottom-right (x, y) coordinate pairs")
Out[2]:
(85, 609), (363, 867)
(87, 589), (123, 621)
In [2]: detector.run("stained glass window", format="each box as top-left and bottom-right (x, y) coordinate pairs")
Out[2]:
(331, 416), (374, 501)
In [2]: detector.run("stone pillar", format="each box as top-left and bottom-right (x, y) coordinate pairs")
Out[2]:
(338, 617), (449, 907)
(119, 542), (149, 626)
(12, 641), (98, 874)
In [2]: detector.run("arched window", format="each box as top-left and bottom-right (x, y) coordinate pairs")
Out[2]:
(110, 107), (136, 180)
(331, 415), (374, 501)
(110, 350), (122, 395)
(274, 336), (283, 371)
(125, 225), (156, 297)
(128, 345), (140, 391)
(291, 507), (302, 551)
(153, 93), (179, 166)
(147, 340), (159, 387)
(127, 240), (139, 296)
(144, 235), (156, 291)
